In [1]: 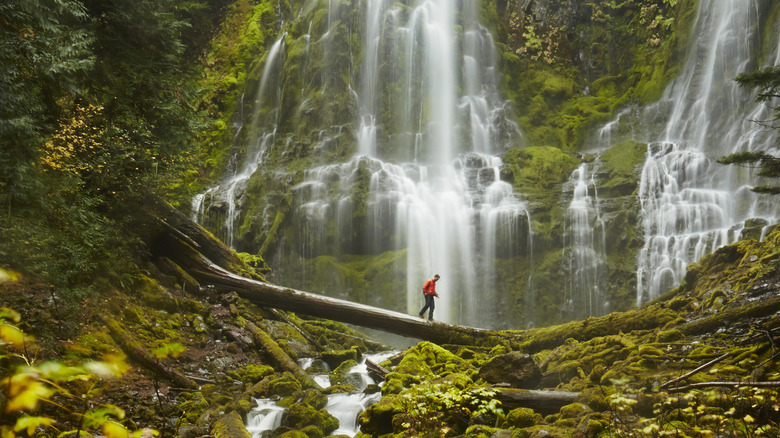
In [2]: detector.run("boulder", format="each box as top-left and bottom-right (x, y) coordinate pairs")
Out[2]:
(478, 352), (541, 389)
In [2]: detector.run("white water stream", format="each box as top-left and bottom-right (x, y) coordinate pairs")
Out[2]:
(246, 352), (396, 437)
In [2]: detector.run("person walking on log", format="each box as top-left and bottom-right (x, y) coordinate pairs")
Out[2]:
(418, 274), (440, 321)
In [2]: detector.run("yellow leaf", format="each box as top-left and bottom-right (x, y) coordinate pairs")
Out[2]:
(0, 307), (21, 323)
(6, 376), (52, 413)
(102, 421), (129, 438)
(14, 416), (56, 435)
(743, 414), (755, 423)
(0, 269), (20, 284)
(0, 323), (26, 346)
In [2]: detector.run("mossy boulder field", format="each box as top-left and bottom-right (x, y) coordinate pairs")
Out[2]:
(2, 0), (780, 438)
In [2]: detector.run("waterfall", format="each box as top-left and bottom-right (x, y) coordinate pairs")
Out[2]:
(284, 0), (523, 327)
(563, 163), (607, 318)
(609, 0), (780, 304)
(192, 36), (286, 246)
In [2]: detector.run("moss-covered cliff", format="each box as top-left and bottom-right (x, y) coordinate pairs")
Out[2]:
(177, 0), (707, 331)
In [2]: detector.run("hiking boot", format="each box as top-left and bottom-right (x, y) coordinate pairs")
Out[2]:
(418, 313), (424, 318)
(428, 317), (434, 321)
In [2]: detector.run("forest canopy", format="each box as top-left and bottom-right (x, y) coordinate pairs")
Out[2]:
(0, 0), (225, 296)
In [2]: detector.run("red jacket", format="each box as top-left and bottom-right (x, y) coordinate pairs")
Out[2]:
(423, 279), (438, 296)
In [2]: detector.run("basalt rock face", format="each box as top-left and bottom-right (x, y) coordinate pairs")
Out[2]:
(190, 0), (746, 331)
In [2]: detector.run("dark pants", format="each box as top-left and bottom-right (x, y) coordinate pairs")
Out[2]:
(419, 294), (435, 318)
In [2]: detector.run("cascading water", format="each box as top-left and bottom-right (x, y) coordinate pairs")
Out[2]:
(284, 0), (524, 327)
(192, 36), (286, 247)
(245, 352), (396, 438)
(597, 0), (780, 305)
(562, 162), (607, 318)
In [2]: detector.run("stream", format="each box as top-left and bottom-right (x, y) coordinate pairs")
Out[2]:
(245, 351), (397, 437)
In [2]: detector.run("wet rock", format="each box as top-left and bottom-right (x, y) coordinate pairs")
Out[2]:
(478, 352), (541, 389)
(321, 348), (359, 369)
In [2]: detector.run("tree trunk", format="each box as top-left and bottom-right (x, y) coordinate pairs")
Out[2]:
(495, 388), (579, 414)
(244, 320), (320, 390)
(147, 199), (512, 346)
(100, 316), (198, 390)
(187, 252), (503, 346)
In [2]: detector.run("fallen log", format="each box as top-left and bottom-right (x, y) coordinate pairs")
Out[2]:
(213, 411), (252, 438)
(156, 226), (509, 346)
(365, 358), (390, 382)
(495, 388), (579, 414)
(100, 316), (198, 390)
(244, 320), (320, 390)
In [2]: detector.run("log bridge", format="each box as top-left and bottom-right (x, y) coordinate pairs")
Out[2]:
(148, 198), (514, 347)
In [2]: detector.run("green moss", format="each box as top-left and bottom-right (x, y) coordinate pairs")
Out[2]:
(240, 364), (274, 383)
(655, 329), (685, 343)
(501, 407), (542, 429)
(267, 372), (303, 397)
(328, 359), (358, 386)
(285, 402), (339, 435)
(598, 141), (647, 196)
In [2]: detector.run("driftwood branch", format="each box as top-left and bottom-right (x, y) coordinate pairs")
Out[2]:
(669, 381), (780, 392)
(365, 358), (390, 382)
(660, 352), (731, 389)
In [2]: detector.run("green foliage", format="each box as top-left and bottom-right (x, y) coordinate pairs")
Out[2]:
(0, 308), (147, 438)
(395, 382), (503, 437)
(719, 66), (780, 195)
(735, 65), (780, 105)
(606, 386), (780, 437)
(0, 0), (94, 204)
(718, 152), (780, 194)
(0, 0), (211, 298)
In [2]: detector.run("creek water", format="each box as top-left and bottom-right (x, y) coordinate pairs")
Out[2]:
(245, 351), (396, 437)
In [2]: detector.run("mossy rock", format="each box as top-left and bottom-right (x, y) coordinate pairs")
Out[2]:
(267, 372), (303, 397)
(329, 359), (359, 386)
(597, 141), (647, 197)
(577, 387), (610, 412)
(478, 352), (541, 389)
(357, 394), (405, 436)
(240, 363), (275, 384)
(655, 329), (685, 343)
(394, 342), (473, 376)
(179, 393), (210, 424)
(382, 371), (422, 395)
(558, 402), (592, 419)
(321, 348), (360, 369)
(294, 388), (328, 410)
(463, 425), (504, 437)
(284, 402), (339, 435)
(501, 407), (542, 429)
